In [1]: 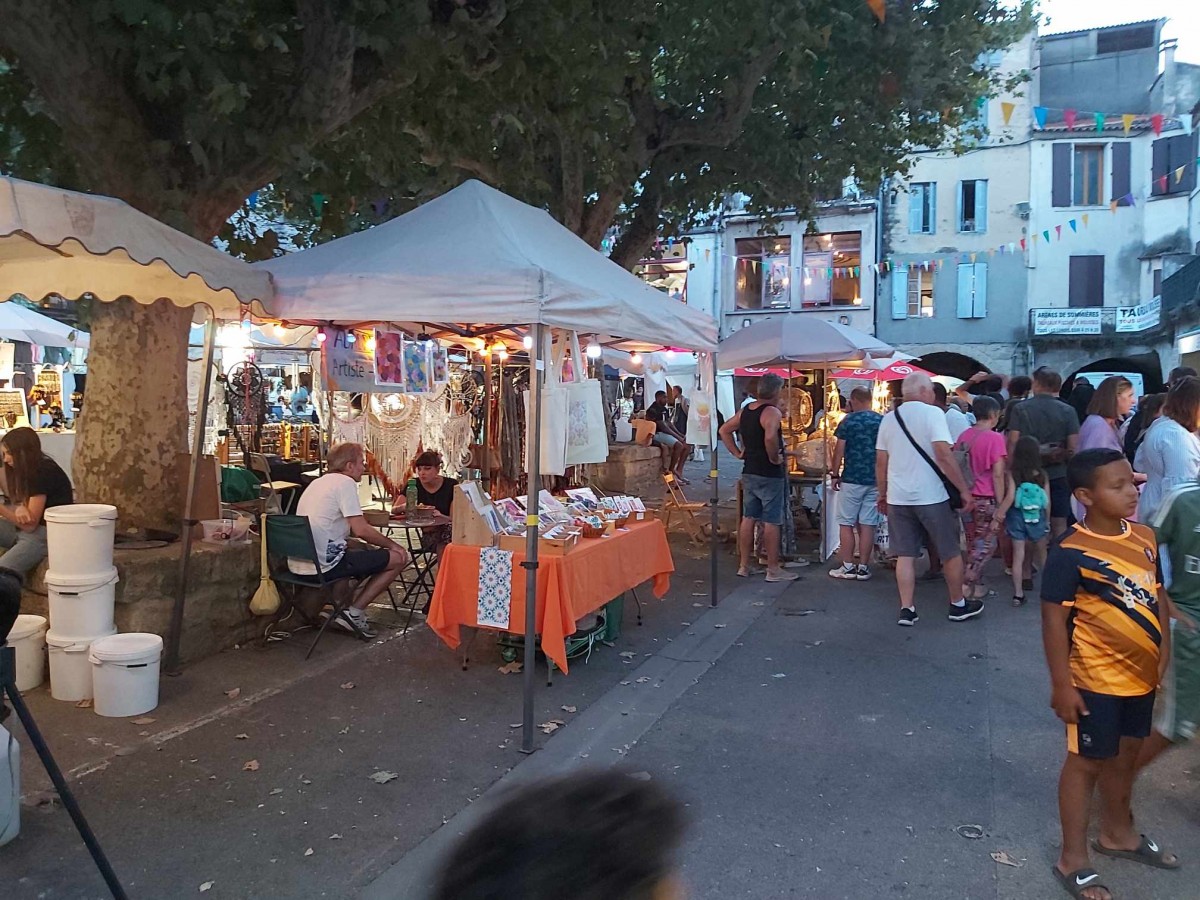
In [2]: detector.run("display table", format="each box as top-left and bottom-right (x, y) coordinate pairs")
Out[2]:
(428, 520), (674, 673)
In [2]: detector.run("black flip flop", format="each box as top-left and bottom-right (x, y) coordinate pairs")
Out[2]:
(1092, 834), (1180, 870)
(1053, 867), (1110, 899)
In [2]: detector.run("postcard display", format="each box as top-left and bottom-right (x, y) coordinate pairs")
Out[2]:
(451, 482), (651, 556)
(317, 326), (471, 489)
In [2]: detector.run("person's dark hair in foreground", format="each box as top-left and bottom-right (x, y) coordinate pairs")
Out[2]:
(431, 769), (687, 900)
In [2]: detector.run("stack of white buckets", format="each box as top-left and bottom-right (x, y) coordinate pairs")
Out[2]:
(43, 504), (162, 717)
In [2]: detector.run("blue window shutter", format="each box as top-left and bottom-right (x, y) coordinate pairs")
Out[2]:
(956, 264), (974, 318)
(975, 181), (988, 233)
(956, 182), (964, 231)
(891, 267), (908, 319)
(928, 184), (937, 234)
(972, 263), (988, 317)
(908, 186), (924, 233)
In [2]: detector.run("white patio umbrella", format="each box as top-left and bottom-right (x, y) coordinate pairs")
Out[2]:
(0, 302), (89, 347)
(718, 316), (895, 370)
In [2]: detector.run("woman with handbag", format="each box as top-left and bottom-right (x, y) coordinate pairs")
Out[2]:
(955, 397), (1009, 602)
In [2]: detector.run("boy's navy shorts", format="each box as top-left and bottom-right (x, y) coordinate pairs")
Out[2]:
(1067, 689), (1155, 759)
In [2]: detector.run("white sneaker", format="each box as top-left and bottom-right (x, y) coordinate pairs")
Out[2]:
(765, 569), (801, 583)
(326, 608), (376, 638)
(829, 563), (858, 580)
(855, 565), (872, 581)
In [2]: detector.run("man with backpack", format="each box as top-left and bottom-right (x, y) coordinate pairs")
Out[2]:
(875, 372), (980, 626)
(1005, 367), (1079, 538)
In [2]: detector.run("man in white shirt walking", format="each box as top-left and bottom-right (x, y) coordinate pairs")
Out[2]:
(934, 383), (970, 441)
(292, 442), (410, 637)
(876, 373), (981, 626)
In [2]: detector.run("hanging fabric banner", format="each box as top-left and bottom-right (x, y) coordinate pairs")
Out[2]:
(320, 327), (376, 392)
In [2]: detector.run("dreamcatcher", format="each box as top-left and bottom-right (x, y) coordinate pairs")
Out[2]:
(221, 363), (266, 459)
(365, 392), (423, 488)
(447, 367), (486, 433)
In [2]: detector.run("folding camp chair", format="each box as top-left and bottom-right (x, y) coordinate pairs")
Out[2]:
(249, 453), (301, 515)
(263, 515), (369, 659)
(661, 473), (708, 544)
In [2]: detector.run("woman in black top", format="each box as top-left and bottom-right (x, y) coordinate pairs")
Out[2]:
(0, 426), (74, 576)
(393, 450), (457, 560)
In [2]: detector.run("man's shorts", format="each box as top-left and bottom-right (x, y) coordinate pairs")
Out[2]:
(887, 502), (960, 559)
(326, 548), (391, 580)
(742, 473), (786, 526)
(836, 482), (885, 528)
(1154, 621), (1200, 744)
(1068, 689), (1155, 759)
(1048, 476), (1071, 521)
(652, 432), (680, 448)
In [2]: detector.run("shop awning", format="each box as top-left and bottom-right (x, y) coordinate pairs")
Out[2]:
(0, 302), (88, 348)
(0, 176), (273, 316)
(718, 316), (894, 370)
(257, 179), (718, 352)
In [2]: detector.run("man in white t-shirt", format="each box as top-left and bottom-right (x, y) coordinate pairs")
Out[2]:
(292, 442), (409, 637)
(933, 383), (970, 441)
(876, 373), (981, 627)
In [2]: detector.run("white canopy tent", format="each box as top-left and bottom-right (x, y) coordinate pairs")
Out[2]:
(0, 175), (275, 679)
(257, 179), (717, 352)
(0, 302), (89, 348)
(259, 179), (718, 752)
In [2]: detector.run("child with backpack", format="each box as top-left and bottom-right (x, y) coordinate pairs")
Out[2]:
(997, 435), (1050, 605)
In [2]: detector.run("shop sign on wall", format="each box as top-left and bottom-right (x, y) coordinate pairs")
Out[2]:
(1031, 308), (1102, 336)
(1115, 298), (1161, 333)
(320, 327), (376, 392)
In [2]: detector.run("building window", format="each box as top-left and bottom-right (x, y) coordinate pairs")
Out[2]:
(957, 180), (988, 233)
(956, 263), (988, 318)
(908, 268), (934, 318)
(801, 232), (862, 308)
(1152, 134), (1199, 196)
(1072, 146), (1105, 206)
(1069, 255), (1105, 308)
(1152, 267), (1163, 299)
(1096, 24), (1155, 55)
(734, 237), (791, 311)
(908, 183), (936, 234)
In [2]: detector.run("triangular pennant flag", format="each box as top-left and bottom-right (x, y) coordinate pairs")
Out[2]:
(854, 266), (861, 277)
(371, 198), (388, 219)
(866, 0), (885, 23)
(820, 25), (832, 47)
(970, 252), (977, 263)
(1020, 238), (1026, 251)
(1068, 219), (1077, 232)
(1094, 113), (1105, 133)
(1001, 101), (1015, 125)
(1110, 199), (1119, 214)
(1125, 193), (1136, 207)
(704, 248), (711, 261)
(1122, 114), (1135, 136)
(1033, 107), (1048, 129)
(1055, 224), (1062, 239)
(311, 193), (326, 216)
(1032, 232), (1039, 243)
(1158, 175), (1168, 192)
(247, 191), (259, 209)
(1082, 214), (1089, 227)
(1063, 109), (1077, 130)
(1042, 230), (1051, 243)
(1151, 114), (1164, 136)
(1175, 166), (1186, 185)
(988, 248), (996, 257)
(826, 267), (833, 278)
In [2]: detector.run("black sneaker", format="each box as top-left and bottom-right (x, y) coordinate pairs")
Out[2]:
(897, 607), (919, 626)
(948, 598), (985, 621)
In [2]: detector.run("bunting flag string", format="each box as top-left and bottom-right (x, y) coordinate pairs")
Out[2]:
(1023, 102), (1186, 136)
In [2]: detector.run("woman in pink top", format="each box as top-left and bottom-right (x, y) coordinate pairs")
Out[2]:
(956, 397), (1010, 601)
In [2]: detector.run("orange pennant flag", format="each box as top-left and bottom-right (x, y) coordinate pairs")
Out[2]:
(1110, 199), (1119, 214)
(1122, 114), (1135, 136)
(866, 0), (885, 22)
(1082, 214), (1089, 228)
(1001, 101), (1015, 126)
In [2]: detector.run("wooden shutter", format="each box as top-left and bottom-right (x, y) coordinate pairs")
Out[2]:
(1111, 142), (1131, 206)
(975, 181), (988, 233)
(908, 186), (924, 233)
(972, 263), (988, 317)
(1069, 256), (1104, 307)
(956, 264), (974, 318)
(1167, 135), (1198, 194)
(1051, 144), (1072, 207)
(891, 267), (908, 320)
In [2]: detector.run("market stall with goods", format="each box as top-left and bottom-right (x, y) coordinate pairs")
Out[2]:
(257, 179), (719, 750)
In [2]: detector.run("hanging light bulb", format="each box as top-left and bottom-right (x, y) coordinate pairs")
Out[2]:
(366, 335), (376, 352)
(523, 333), (534, 350)
(345, 330), (356, 344)
(586, 338), (602, 359)
(497, 348), (509, 361)
(316, 331), (327, 344)
(241, 318), (253, 332)
(273, 323), (286, 338)
(630, 352), (643, 365)
(664, 348), (676, 360)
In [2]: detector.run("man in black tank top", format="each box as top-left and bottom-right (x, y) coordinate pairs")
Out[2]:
(718, 374), (799, 583)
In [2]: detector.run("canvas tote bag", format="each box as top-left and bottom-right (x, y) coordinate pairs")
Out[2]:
(563, 331), (608, 466)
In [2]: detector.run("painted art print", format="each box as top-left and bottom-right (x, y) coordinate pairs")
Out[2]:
(401, 338), (433, 394)
(372, 329), (406, 389)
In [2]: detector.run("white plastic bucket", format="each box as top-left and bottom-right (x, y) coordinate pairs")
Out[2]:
(89, 633), (162, 718)
(46, 628), (114, 702)
(44, 504), (118, 579)
(8, 614), (47, 692)
(45, 569), (118, 640)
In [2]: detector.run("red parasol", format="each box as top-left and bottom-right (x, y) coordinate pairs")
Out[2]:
(829, 361), (932, 382)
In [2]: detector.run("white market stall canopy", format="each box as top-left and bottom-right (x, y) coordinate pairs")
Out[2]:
(0, 175), (273, 316)
(718, 316), (895, 370)
(0, 302), (88, 348)
(257, 179), (718, 352)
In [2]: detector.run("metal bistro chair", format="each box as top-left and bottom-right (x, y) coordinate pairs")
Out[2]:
(249, 453), (301, 515)
(264, 515), (368, 659)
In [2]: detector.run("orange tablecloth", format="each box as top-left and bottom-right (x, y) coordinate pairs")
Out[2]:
(428, 520), (674, 673)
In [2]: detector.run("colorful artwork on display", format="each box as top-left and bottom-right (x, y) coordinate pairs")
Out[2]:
(401, 338), (433, 394)
(321, 327), (376, 392)
(372, 328), (406, 389)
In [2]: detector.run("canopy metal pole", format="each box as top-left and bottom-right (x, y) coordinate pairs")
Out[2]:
(164, 307), (217, 675)
(521, 323), (545, 754)
(709, 351), (720, 608)
(482, 353), (492, 495)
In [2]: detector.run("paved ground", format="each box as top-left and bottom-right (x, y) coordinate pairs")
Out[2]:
(5, 455), (1200, 898)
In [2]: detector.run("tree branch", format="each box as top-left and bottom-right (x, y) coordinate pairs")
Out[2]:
(609, 182), (662, 270)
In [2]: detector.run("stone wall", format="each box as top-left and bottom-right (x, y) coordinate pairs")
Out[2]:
(591, 443), (666, 498)
(23, 540), (260, 664)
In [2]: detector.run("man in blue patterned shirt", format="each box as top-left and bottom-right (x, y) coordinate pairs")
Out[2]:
(830, 387), (884, 580)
